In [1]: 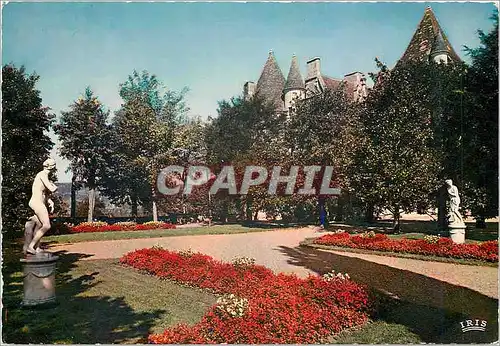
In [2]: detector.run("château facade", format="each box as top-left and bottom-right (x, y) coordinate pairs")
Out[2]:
(242, 7), (460, 113)
(243, 53), (368, 114)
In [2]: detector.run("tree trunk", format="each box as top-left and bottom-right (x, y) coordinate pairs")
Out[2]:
(475, 216), (487, 229)
(208, 192), (212, 223)
(152, 201), (158, 222)
(181, 195), (187, 215)
(152, 186), (158, 222)
(364, 203), (375, 223)
(131, 195), (138, 218)
(222, 200), (228, 223)
(87, 188), (95, 223)
(246, 197), (253, 221)
(392, 206), (401, 233)
(70, 175), (77, 220)
(437, 186), (447, 233)
(241, 197), (247, 220)
(335, 196), (344, 222)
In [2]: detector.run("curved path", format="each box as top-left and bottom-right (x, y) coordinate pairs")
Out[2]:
(49, 227), (498, 299)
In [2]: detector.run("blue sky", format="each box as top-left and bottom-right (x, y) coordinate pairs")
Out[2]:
(3, 1), (497, 182)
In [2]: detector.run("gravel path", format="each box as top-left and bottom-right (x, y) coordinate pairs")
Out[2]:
(49, 227), (498, 300)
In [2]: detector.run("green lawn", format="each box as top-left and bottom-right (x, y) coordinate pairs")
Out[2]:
(44, 224), (291, 244)
(2, 242), (217, 344)
(332, 290), (497, 344)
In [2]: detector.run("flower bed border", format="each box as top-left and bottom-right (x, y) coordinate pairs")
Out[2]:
(301, 239), (498, 267)
(67, 222), (176, 234)
(306, 233), (498, 265)
(120, 248), (371, 344)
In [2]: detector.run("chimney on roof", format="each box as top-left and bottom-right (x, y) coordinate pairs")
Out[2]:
(344, 72), (368, 102)
(243, 81), (256, 100)
(306, 57), (321, 80)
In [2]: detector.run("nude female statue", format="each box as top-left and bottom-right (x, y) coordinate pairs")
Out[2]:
(23, 158), (58, 255)
(445, 179), (464, 225)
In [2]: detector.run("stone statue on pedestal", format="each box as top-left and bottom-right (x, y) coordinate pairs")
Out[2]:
(445, 179), (466, 244)
(23, 158), (58, 255)
(445, 179), (465, 226)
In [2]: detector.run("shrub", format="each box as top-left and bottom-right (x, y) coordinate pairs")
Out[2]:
(114, 221), (137, 230)
(178, 248), (195, 258)
(322, 270), (350, 281)
(216, 294), (249, 318)
(423, 235), (440, 244)
(231, 256), (256, 268)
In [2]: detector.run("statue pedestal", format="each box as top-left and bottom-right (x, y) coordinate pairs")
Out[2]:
(449, 224), (466, 244)
(20, 252), (59, 307)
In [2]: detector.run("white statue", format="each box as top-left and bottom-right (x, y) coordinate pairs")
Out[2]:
(445, 179), (464, 226)
(23, 158), (58, 255)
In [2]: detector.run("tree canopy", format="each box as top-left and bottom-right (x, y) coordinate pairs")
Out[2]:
(54, 87), (113, 221)
(2, 64), (54, 233)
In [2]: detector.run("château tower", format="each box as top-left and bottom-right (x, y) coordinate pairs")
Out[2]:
(282, 55), (306, 113)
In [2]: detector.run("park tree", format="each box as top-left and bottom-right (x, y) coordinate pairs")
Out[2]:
(2, 64), (54, 234)
(54, 87), (113, 222)
(205, 96), (280, 164)
(288, 87), (360, 174)
(102, 70), (188, 220)
(157, 116), (210, 216)
(287, 86), (361, 225)
(427, 13), (498, 228)
(172, 116), (207, 163)
(350, 59), (441, 231)
(427, 60), (469, 230)
(461, 13), (499, 226)
(205, 96), (284, 220)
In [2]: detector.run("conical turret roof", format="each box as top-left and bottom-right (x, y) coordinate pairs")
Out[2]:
(255, 51), (286, 109)
(431, 29), (448, 55)
(399, 7), (460, 63)
(284, 55), (305, 91)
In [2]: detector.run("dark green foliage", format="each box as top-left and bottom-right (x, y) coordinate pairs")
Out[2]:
(286, 86), (361, 223)
(101, 97), (161, 215)
(205, 96), (284, 220)
(461, 13), (499, 222)
(2, 65), (54, 234)
(119, 70), (189, 125)
(54, 87), (113, 221)
(157, 117), (209, 215)
(288, 86), (359, 183)
(55, 87), (112, 189)
(350, 60), (441, 228)
(205, 96), (281, 165)
(101, 70), (188, 216)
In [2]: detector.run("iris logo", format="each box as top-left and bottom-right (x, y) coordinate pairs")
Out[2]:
(459, 319), (487, 332)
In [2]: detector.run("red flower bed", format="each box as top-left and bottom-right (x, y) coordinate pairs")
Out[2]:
(314, 233), (498, 262)
(120, 248), (371, 344)
(70, 222), (176, 233)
